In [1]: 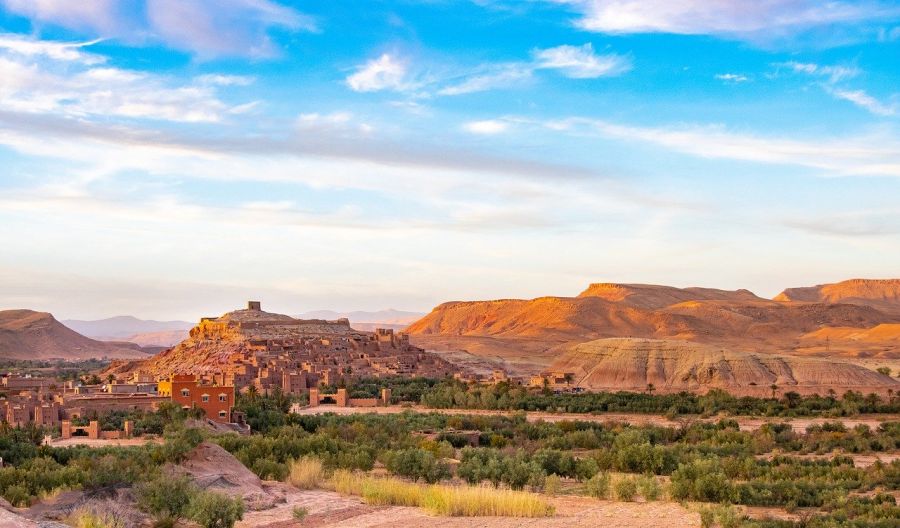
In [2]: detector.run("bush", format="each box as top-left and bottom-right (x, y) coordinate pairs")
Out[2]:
(584, 472), (610, 499)
(66, 506), (125, 528)
(135, 475), (196, 527)
(544, 474), (562, 496)
(188, 491), (245, 528)
(383, 448), (450, 484)
(613, 476), (637, 501)
(292, 506), (309, 521)
(637, 474), (661, 501)
(287, 457), (323, 490)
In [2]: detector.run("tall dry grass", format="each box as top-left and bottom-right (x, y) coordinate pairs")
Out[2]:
(328, 470), (553, 517)
(421, 485), (554, 517)
(66, 506), (126, 528)
(286, 457), (324, 489)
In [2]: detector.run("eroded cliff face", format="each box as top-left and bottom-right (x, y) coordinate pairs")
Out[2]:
(407, 280), (900, 393)
(775, 279), (900, 314)
(550, 338), (900, 395)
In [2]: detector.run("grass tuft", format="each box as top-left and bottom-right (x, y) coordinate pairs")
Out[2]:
(286, 457), (324, 490)
(66, 506), (125, 528)
(328, 471), (553, 517)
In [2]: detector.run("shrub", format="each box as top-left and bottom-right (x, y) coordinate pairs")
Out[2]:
(383, 448), (450, 484)
(292, 506), (309, 521)
(66, 506), (125, 528)
(544, 474), (562, 496)
(636, 474), (661, 501)
(4, 484), (30, 507)
(287, 457), (324, 490)
(188, 491), (245, 528)
(135, 475), (196, 527)
(613, 476), (637, 501)
(584, 472), (610, 499)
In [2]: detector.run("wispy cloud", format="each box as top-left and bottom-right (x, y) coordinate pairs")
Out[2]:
(828, 88), (897, 116)
(533, 43), (630, 78)
(351, 43), (627, 96)
(715, 73), (749, 83)
(541, 117), (900, 177)
(776, 61), (860, 82)
(549, 0), (900, 43)
(0, 0), (316, 58)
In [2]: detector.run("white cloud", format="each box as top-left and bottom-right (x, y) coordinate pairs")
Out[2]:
(715, 73), (749, 83)
(0, 35), (250, 122)
(777, 61), (860, 82)
(438, 64), (533, 96)
(551, 0), (900, 40)
(346, 54), (410, 92)
(829, 89), (896, 116)
(0, 33), (105, 64)
(195, 74), (256, 86)
(543, 117), (900, 177)
(533, 43), (630, 78)
(463, 120), (509, 135)
(1, 0), (316, 58)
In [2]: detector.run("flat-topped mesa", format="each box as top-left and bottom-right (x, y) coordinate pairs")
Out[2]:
(577, 283), (764, 309)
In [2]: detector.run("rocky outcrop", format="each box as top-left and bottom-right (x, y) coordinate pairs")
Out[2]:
(775, 279), (900, 315)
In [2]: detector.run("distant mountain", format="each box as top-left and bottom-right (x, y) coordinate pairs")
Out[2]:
(407, 280), (900, 381)
(62, 315), (193, 340)
(296, 309), (425, 327)
(0, 310), (153, 360)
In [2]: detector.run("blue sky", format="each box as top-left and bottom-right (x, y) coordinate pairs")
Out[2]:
(1, 0), (899, 320)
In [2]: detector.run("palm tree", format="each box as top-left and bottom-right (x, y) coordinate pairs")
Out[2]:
(646, 383), (655, 396)
(770, 384), (778, 399)
(246, 385), (259, 400)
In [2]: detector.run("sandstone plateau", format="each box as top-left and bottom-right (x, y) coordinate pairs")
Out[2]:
(0, 310), (152, 361)
(407, 279), (900, 394)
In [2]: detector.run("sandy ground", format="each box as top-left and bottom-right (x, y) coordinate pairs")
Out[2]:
(48, 436), (162, 447)
(237, 488), (700, 528)
(293, 405), (899, 433)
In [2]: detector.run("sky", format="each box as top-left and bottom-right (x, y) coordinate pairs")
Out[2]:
(1, 0), (900, 321)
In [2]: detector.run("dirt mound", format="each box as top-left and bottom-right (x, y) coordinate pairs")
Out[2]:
(173, 441), (282, 510)
(775, 279), (900, 314)
(0, 309), (152, 361)
(551, 338), (900, 396)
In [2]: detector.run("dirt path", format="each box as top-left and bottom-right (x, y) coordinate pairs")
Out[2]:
(292, 405), (899, 432)
(237, 490), (700, 528)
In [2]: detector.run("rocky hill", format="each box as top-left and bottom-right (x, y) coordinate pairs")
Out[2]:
(550, 338), (899, 396)
(0, 310), (153, 360)
(775, 279), (900, 315)
(407, 280), (900, 392)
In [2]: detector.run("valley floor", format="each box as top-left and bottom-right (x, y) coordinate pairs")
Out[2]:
(237, 488), (700, 528)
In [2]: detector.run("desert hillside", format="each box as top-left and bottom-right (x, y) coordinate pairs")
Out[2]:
(550, 338), (899, 396)
(407, 280), (900, 392)
(0, 310), (152, 360)
(775, 279), (900, 315)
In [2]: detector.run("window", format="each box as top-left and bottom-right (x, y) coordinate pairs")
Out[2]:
(180, 388), (190, 397)
(219, 393), (228, 402)
(201, 394), (209, 402)
(218, 410), (227, 418)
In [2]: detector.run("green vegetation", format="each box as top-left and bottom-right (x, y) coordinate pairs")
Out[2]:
(417, 379), (900, 416)
(187, 490), (245, 528)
